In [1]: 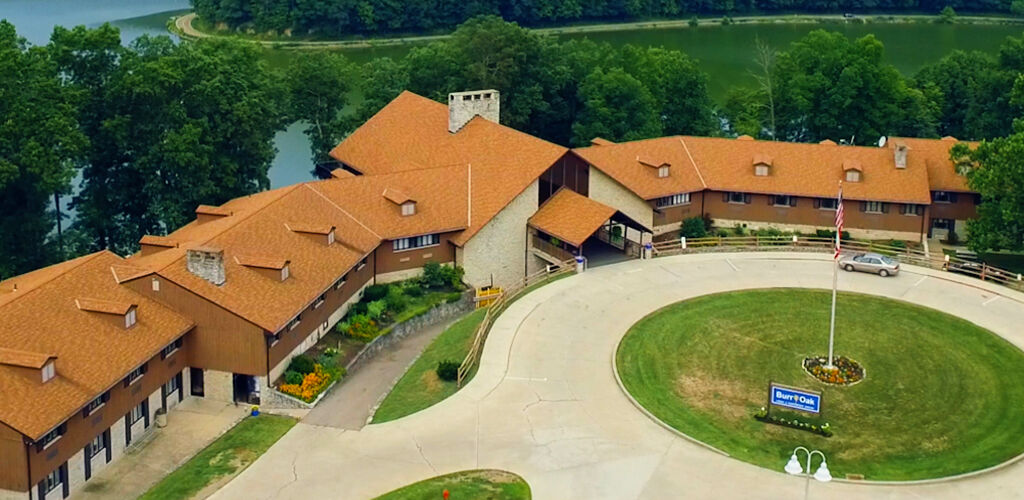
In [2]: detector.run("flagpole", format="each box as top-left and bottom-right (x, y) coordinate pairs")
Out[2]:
(827, 180), (842, 370)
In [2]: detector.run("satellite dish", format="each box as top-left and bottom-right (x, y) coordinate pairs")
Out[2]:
(877, 136), (887, 148)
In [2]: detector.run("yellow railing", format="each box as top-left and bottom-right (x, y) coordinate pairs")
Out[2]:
(651, 235), (1023, 292)
(456, 259), (577, 387)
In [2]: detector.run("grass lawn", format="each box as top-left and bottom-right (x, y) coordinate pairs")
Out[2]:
(138, 414), (296, 500)
(372, 308), (487, 423)
(616, 289), (1024, 480)
(374, 470), (530, 500)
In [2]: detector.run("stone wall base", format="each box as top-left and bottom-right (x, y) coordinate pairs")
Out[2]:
(713, 218), (922, 243)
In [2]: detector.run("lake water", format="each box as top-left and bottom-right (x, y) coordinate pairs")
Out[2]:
(2, 1), (1022, 192)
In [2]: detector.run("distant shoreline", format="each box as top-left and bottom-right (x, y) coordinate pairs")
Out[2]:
(170, 12), (1024, 50)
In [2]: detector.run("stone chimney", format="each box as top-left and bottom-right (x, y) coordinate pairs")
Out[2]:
(448, 90), (499, 133)
(894, 142), (908, 169)
(186, 246), (226, 286)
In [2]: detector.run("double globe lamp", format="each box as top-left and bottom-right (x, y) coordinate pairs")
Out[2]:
(784, 446), (832, 482)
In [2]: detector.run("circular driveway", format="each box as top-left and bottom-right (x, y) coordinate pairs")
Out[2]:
(211, 252), (1024, 500)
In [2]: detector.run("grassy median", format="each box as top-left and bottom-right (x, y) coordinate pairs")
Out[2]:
(616, 289), (1024, 480)
(372, 308), (487, 423)
(138, 414), (296, 500)
(374, 470), (530, 500)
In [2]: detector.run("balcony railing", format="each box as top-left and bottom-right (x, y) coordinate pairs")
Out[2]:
(532, 234), (575, 262)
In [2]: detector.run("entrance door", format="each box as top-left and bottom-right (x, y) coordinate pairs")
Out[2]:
(190, 367), (204, 397)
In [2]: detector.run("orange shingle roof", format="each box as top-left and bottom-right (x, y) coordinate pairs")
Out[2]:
(682, 136), (932, 204)
(382, 188), (413, 205)
(139, 235), (177, 248)
(0, 348), (54, 370)
(890, 136), (977, 193)
(574, 136), (707, 200)
(125, 184), (381, 333)
(0, 251), (193, 439)
(328, 91), (567, 245)
(529, 189), (616, 248)
(234, 255), (289, 270)
(75, 298), (135, 315)
(285, 222), (334, 235)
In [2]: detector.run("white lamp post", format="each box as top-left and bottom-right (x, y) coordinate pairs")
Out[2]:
(785, 446), (831, 499)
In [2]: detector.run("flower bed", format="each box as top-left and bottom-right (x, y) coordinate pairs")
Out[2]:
(278, 364), (340, 403)
(803, 355), (864, 385)
(754, 407), (833, 437)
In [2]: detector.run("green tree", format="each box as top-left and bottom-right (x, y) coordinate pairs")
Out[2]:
(0, 21), (86, 277)
(618, 45), (716, 136)
(951, 135), (1024, 252)
(64, 32), (287, 254)
(913, 50), (997, 139)
(284, 52), (354, 175)
(938, 6), (957, 23)
(1012, 0), (1024, 16)
(769, 30), (935, 143)
(572, 67), (662, 145)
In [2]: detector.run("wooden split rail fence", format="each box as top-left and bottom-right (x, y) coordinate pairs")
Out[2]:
(651, 235), (1024, 292)
(456, 258), (577, 387)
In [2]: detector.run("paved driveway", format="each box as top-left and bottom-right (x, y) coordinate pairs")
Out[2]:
(211, 252), (1024, 500)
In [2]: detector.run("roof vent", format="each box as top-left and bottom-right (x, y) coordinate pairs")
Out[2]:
(448, 89), (500, 133)
(139, 235), (178, 257)
(195, 205), (233, 223)
(186, 246), (226, 286)
(894, 142), (908, 169)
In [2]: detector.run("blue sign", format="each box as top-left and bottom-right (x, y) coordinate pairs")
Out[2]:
(770, 384), (821, 414)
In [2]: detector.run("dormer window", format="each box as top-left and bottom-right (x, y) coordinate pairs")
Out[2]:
(638, 157), (671, 178)
(42, 360), (55, 383)
(281, 265), (290, 281)
(843, 159), (863, 182)
(752, 155), (773, 176)
(658, 166), (670, 178)
(125, 307), (137, 328)
(755, 165), (769, 176)
(401, 201), (416, 216)
(845, 170), (861, 182)
(327, 229), (336, 245)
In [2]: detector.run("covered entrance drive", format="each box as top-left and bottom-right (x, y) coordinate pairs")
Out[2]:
(528, 188), (652, 267)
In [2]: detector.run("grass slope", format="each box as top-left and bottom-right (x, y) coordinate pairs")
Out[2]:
(373, 308), (487, 423)
(616, 289), (1024, 480)
(374, 470), (530, 500)
(138, 414), (296, 500)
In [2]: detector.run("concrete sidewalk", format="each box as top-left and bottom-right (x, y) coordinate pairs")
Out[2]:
(211, 253), (1024, 500)
(71, 398), (246, 500)
(303, 318), (456, 429)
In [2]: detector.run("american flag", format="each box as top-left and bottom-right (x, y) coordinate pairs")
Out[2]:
(834, 182), (844, 260)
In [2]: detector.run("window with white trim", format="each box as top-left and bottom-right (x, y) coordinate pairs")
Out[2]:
(41, 361), (55, 383)
(287, 315), (301, 331)
(932, 191), (953, 203)
(327, 229), (335, 245)
(86, 434), (105, 458)
(129, 403), (145, 424)
(655, 193), (691, 208)
(334, 275), (347, 290)
(393, 233), (440, 251)
(125, 364), (146, 386)
(42, 468), (61, 493)
(83, 392), (108, 416)
(657, 166), (670, 178)
(160, 338), (182, 359)
(817, 198), (838, 210)
(845, 170), (861, 182)
(164, 375), (179, 395)
(772, 195), (794, 207)
(356, 258), (367, 271)
(37, 425), (65, 450)
(727, 192), (747, 204)
(314, 293), (326, 309)
(280, 265), (290, 281)
(401, 202), (416, 216)
(863, 201), (885, 213)
(901, 204), (925, 216)
(124, 308), (136, 328)
(754, 164), (769, 176)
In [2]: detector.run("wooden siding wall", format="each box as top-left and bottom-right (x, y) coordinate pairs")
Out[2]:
(267, 253), (376, 370)
(539, 152), (590, 204)
(0, 421), (28, 491)
(704, 191), (924, 236)
(652, 191), (705, 226)
(929, 193), (978, 221)
(375, 233), (457, 276)
(125, 277), (266, 375)
(22, 331), (190, 487)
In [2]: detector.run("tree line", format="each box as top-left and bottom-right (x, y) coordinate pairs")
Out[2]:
(190, 0), (1016, 36)
(2, 16), (1023, 280)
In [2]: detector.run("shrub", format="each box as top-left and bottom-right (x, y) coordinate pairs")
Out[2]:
(367, 299), (388, 320)
(422, 262), (466, 290)
(946, 230), (959, 245)
(720, 15), (733, 25)
(363, 284), (390, 302)
(287, 354), (315, 375)
(344, 314), (379, 342)
(445, 291), (463, 303)
(754, 227), (784, 237)
(888, 239), (907, 249)
(404, 283), (424, 297)
(688, 16), (699, 27)
(938, 5), (956, 23)
(702, 213), (714, 231)
(385, 286), (409, 312)
(348, 301), (368, 316)
(815, 229), (851, 240)
(284, 370), (304, 385)
(436, 360), (459, 381)
(716, 229), (730, 237)
(732, 223), (747, 236)
(680, 217), (708, 239)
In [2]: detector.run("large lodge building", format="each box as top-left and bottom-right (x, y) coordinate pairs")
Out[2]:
(0, 89), (978, 499)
